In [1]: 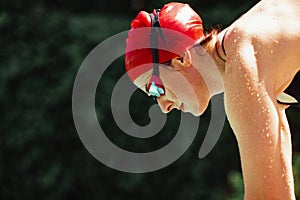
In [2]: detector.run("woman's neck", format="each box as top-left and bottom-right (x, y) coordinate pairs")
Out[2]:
(216, 29), (227, 61)
(212, 28), (227, 74)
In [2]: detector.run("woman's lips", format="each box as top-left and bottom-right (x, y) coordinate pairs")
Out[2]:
(179, 103), (185, 112)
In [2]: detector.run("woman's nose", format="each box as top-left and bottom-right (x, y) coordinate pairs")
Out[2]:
(156, 97), (174, 113)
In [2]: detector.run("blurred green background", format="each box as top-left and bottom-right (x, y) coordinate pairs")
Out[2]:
(1, 0), (299, 199)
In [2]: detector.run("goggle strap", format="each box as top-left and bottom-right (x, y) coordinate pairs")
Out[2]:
(149, 10), (168, 77)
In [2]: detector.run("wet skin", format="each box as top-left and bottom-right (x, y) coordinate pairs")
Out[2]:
(134, 0), (300, 199)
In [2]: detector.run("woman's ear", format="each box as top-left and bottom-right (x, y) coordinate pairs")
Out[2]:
(170, 49), (192, 71)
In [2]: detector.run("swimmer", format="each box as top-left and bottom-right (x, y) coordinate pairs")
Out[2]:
(125, 1), (300, 199)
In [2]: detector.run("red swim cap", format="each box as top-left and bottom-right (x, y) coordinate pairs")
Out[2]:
(125, 2), (204, 82)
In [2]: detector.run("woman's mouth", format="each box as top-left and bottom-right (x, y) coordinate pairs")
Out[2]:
(179, 103), (185, 112)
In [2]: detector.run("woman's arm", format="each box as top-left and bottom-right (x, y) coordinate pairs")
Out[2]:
(224, 35), (295, 199)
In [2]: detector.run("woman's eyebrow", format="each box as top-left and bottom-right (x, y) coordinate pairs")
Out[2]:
(161, 60), (171, 66)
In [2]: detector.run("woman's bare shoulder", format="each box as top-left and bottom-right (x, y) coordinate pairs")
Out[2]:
(229, 0), (300, 36)
(223, 0), (300, 94)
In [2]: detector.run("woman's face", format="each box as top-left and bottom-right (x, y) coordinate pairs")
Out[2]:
(134, 58), (211, 116)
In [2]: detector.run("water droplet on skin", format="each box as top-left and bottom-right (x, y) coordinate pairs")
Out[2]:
(270, 50), (274, 53)
(262, 107), (268, 114)
(258, 98), (261, 102)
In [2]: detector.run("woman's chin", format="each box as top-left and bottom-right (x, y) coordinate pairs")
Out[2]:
(192, 106), (208, 116)
(180, 102), (207, 116)
(191, 110), (202, 117)
(183, 108), (202, 116)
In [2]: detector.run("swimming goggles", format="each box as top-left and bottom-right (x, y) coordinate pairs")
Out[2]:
(145, 9), (168, 98)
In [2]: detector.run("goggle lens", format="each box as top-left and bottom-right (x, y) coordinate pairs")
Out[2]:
(146, 75), (165, 97)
